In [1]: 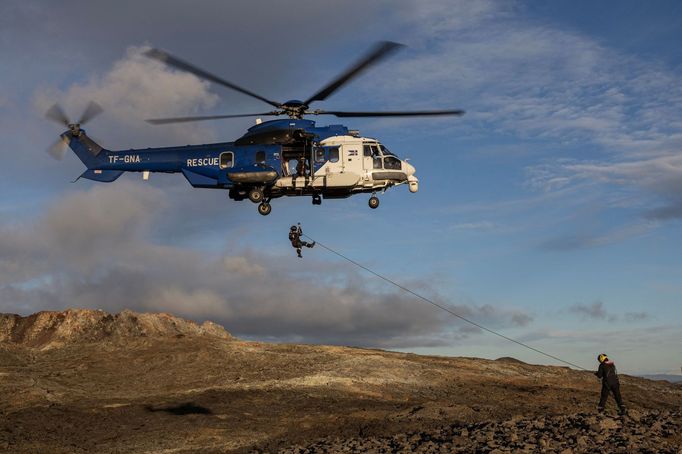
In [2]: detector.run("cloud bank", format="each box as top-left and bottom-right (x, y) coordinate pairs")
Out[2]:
(0, 182), (533, 348)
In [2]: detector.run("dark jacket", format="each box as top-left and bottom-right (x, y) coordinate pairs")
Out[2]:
(595, 360), (620, 387)
(289, 227), (302, 246)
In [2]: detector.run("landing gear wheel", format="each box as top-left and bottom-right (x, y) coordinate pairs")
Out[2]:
(312, 194), (322, 205)
(368, 196), (380, 209)
(248, 187), (264, 204)
(257, 202), (272, 216)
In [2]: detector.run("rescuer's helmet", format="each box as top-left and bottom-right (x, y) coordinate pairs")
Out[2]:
(597, 353), (608, 364)
(290, 225), (297, 231)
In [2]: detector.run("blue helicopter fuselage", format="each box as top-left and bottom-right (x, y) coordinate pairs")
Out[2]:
(67, 119), (350, 188)
(62, 117), (418, 215)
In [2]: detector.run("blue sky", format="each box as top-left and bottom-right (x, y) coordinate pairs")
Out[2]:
(1, 0), (680, 374)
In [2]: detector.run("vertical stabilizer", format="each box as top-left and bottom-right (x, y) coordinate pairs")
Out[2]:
(64, 129), (106, 169)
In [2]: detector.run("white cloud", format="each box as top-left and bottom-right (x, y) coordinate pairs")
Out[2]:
(33, 46), (220, 147)
(530, 154), (682, 220)
(223, 256), (265, 277)
(539, 220), (658, 251)
(364, 1), (682, 225)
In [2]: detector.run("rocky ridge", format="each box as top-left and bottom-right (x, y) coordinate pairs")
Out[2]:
(0, 309), (231, 349)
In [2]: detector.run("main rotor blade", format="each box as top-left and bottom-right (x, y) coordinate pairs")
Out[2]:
(303, 41), (405, 106)
(45, 103), (70, 126)
(144, 48), (282, 109)
(314, 109), (466, 118)
(47, 137), (67, 160)
(78, 101), (103, 125)
(146, 112), (282, 124)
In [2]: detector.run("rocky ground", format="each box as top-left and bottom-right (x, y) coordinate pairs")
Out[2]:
(278, 410), (681, 453)
(1, 309), (680, 453)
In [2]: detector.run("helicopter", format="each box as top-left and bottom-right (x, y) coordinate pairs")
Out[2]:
(46, 42), (464, 215)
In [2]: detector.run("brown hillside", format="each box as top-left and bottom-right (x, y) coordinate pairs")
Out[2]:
(0, 309), (680, 453)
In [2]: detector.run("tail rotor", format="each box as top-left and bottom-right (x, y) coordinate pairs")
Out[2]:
(45, 103), (70, 127)
(77, 101), (103, 125)
(45, 101), (103, 160)
(47, 136), (70, 160)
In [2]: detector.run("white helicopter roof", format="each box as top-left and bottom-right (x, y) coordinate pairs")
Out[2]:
(320, 135), (379, 146)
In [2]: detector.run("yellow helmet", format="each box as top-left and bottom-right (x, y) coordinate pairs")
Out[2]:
(598, 353), (608, 363)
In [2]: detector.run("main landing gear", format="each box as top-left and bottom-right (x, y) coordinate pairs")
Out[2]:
(368, 195), (380, 209)
(258, 201), (272, 216)
(312, 194), (322, 205)
(247, 186), (271, 215)
(248, 187), (264, 203)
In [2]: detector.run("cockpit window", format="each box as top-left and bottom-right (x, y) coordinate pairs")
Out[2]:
(328, 148), (339, 163)
(380, 144), (395, 156)
(384, 156), (401, 170)
(363, 143), (382, 156)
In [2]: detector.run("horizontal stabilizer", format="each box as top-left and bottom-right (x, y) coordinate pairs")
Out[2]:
(80, 169), (125, 183)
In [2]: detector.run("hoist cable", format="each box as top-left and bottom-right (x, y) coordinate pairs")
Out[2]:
(303, 233), (588, 371)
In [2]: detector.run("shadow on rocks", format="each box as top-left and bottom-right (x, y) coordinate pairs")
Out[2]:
(145, 402), (213, 415)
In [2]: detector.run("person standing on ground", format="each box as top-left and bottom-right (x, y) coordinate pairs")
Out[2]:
(595, 353), (627, 415)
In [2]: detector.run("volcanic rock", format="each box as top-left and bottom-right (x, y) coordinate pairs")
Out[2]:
(283, 411), (682, 453)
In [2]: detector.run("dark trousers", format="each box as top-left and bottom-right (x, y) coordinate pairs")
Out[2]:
(292, 240), (311, 257)
(598, 382), (625, 410)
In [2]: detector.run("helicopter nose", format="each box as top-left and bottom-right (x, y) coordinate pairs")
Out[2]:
(403, 161), (418, 193)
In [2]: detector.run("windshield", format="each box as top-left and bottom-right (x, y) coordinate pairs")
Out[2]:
(379, 144), (396, 157)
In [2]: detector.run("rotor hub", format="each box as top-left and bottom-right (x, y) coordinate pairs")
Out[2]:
(68, 123), (82, 136)
(281, 100), (309, 119)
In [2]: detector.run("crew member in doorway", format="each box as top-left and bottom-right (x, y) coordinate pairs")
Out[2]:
(289, 223), (315, 258)
(295, 158), (305, 177)
(595, 353), (627, 415)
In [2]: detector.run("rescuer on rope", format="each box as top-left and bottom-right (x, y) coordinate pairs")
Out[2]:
(595, 353), (627, 415)
(289, 223), (315, 258)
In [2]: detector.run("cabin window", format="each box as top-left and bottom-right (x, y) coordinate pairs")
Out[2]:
(256, 150), (265, 164)
(315, 148), (326, 163)
(219, 152), (234, 169)
(384, 156), (401, 170)
(328, 148), (339, 163)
